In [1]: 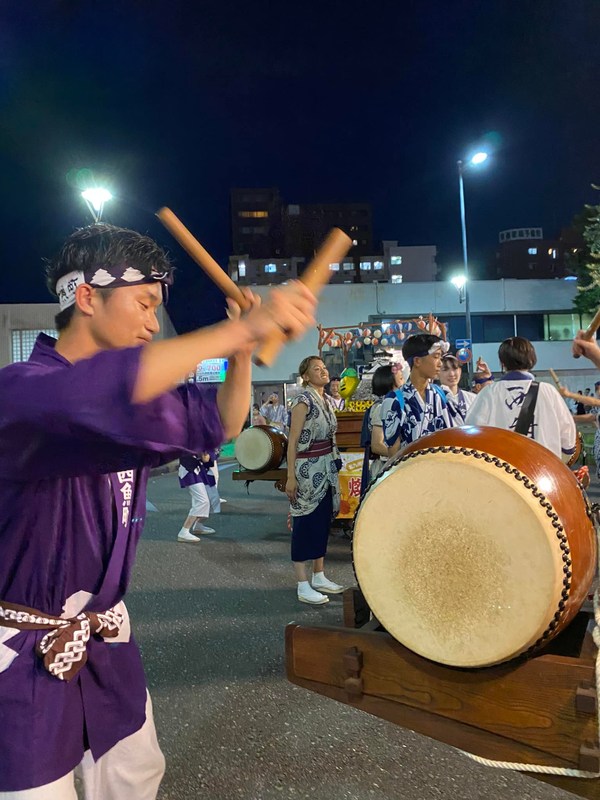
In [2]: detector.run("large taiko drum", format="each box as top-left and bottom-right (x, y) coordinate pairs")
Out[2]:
(353, 426), (597, 668)
(235, 425), (287, 473)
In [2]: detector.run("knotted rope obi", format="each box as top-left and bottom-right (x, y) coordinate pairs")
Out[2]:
(0, 599), (123, 682)
(296, 438), (333, 459)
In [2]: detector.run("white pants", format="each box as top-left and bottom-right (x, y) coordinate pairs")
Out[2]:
(1, 693), (165, 800)
(188, 482), (221, 518)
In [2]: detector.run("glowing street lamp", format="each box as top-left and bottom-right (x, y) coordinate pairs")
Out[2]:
(451, 274), (467, 303)
(81, 188), (113, 222)
(457, 150), (490, 359)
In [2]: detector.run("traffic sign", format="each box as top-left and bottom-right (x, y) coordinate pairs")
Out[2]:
(455, 338), (472, 349)
(456, 347), (472, 364)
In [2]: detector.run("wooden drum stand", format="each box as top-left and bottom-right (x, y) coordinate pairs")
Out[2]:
(286, 588), (600, 798)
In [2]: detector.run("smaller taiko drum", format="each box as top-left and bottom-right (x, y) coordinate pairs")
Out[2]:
(235, 425), (287, 473)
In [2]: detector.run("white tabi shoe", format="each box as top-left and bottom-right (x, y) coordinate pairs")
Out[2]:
(192, 523), (216, 535)
(177, 530), (201, 544)
(311, 575), (344, 594)
(297, 584), (329, 605)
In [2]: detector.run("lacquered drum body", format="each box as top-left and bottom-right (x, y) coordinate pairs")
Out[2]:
(234, 425), (288, 472)
(353, 426), (597, 668)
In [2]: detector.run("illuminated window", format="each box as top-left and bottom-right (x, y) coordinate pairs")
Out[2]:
(238, 262), (246, 277)
(11, 329), (57, 362)
(374, 261), (384, 270)
(391, 275), (403, 284)
(343, 262), (354, 271)
(360, 261), (372, 271)
(391, 256), (402, 266)
(264, 263), (277, 273)
(352, 239), (358, 246)
(329, 263), (340, 271)
(528, 248), (537, 255)
(238, 210), (268, 218)
(551, 249), (558, 259)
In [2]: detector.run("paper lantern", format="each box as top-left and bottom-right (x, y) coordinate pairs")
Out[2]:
(372, 338), (379, 346)
(373, 329), (382, 339)
(364, 337), (371, 346)
(362, 328), (371, 337)
(381, 337), (388, 346)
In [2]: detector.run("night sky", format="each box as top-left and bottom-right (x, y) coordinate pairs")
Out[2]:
(2, 1), (599, 331)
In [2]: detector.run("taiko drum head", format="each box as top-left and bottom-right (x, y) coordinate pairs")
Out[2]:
(353, 427), (596, 668)
(234, 425), (287, 472)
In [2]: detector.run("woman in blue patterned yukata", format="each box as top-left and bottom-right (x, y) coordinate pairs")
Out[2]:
(286, 356), (344, 605)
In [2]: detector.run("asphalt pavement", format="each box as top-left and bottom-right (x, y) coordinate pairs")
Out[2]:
(126, 464), (590, 800)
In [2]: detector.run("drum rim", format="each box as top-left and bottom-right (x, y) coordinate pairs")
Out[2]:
(234, 426), (279, 471)
(353, 444), (573, 664)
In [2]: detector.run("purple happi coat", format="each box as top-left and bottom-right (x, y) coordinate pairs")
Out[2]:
(0, 334), (225, 791)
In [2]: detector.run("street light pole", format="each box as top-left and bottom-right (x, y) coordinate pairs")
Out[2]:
(457, 160), (472, 346)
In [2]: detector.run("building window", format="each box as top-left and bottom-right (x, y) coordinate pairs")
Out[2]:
(238, 210), (268, 218)
(360, 261), (372, 271)
(391, 275), (403, 284)
(238, 262), (246, 277)
(390, 256), (402, 266)
(264, 263), (277, 273)
(551, 249), (558, 259)
(329, 263), (340, 271)
(528, 247), (537, 255)
(516, 313), (544, 341)
(373, 261), (384, 271)
(11, 329), (57, 363)
(545, 313), (579, 341)
(343, 262), (354, 271)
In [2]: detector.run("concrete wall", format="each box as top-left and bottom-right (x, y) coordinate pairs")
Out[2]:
(248, 279), (599, 391)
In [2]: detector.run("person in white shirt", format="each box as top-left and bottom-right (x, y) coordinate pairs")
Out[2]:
(439, 354), (477, 424)
(260, 391), (288, 430)
(326, 376), (345, 411)
(465, 336), (576, 461)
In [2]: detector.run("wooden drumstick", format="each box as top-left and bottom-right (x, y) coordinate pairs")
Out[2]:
(156, 207), (251, 311)
(574, 307), (600, 358)
(551, 370), (600, 408)
(549, 368), (562, 391)
(253, 227), (353, 367)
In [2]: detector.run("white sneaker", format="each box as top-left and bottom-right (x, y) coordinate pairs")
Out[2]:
(312, 576), (344, 594)
(177, 530), (201, 543)
(193, 523), (216, 535)
(219, 498), (227, 504)
(298, 585), (329, 605)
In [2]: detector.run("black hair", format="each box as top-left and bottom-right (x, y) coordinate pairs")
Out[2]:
(402, 333), (441, 362)
(372, 365), (395, 397)
(45, 223), (174, 331)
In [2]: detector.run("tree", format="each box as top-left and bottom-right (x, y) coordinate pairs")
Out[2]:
(570, 190), (600, 315)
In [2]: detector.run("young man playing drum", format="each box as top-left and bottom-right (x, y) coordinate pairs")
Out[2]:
(0, 223), (316, 799)
(381, 333), (453, 456)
